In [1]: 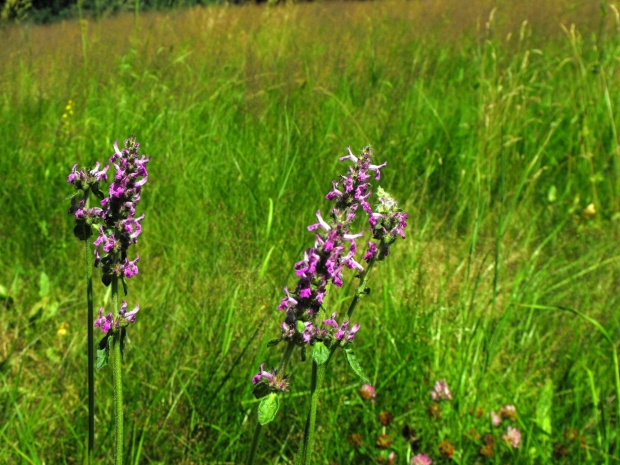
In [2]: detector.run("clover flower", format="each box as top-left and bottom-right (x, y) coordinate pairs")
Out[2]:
(411, 454), (433, 465)
(430, 380), (452, 401)
(359, 383), (376, 400)
(503, 426), (522, 448)
(499, 404), (517, 421)
(364, 187), (408, 261)
(491, 411), (501, 427)
(93, 136), (150, 288)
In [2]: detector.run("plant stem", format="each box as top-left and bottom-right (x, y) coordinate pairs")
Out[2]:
(297, 245), (381, 465)
(111, 277), (124, 465)
(247, 341), (296, 465)
(83, 190), (95, 464)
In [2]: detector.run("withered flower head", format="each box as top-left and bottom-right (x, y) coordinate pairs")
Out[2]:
(428, 402), (442, 419)
(438, 440), (455, 459)
(379, 411), (394, 426)
(349, 433), (363, 449)
(376, 434), (392, 449)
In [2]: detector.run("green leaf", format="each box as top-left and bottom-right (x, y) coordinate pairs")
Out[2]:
(301, 345), (306, 362)
(121, 277), (129, 296)
(536, 379), (554, 436)
(344, 347), (370, 384)
(312, 342), (329, 365)
(267, 338), (281, 347)
(97, 334), (111, 370)
(64, 190), (81, 202)
(258, 393), (279, 425)
(38, 272), (50, 298)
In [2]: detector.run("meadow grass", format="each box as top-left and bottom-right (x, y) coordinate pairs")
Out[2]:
(1, 1), (619, 463)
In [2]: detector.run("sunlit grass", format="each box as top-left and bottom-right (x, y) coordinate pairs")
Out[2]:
(0, 1), (619, 463)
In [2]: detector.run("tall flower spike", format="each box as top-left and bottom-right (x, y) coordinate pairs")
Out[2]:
(94, 136), (150, 289)
(252, 146), (386, 393)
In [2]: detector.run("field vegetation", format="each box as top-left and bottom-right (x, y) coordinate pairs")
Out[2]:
(1, 0), (619, 463)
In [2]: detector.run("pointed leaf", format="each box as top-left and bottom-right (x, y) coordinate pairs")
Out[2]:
(344, 347), (370, 384)
(312, 342), (330, 365)
(267, 338), (281, 347)
(64, 190), (81, 202)
(97, 334), (111, 370)
(258, 393), (279, 425)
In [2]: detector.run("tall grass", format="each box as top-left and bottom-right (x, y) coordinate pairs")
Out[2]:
(1, 1), (619, 463)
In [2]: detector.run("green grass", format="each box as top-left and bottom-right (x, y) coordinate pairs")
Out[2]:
(1, 1), (619, 463)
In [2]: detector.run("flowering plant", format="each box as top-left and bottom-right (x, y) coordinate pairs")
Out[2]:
(247, 146), (408, 465)
(67, 135), (150, 465)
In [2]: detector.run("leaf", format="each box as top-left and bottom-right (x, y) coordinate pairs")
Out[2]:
(121, 277), (129, 296)
(119, 327), (129, 359)
(547, 185), (557, 203)
(97, 334), (111, 370)
(39, 272), (50, 298)
(536, 379), (554, 436)
(64, 190), (81, 202)
(344, 347), (370, 384)
(301, 345), (306, 362)
(258, 393), (279, 425)
(312, 342), (330, 365)
(252, 382), (270, 400)
(267, 338), (281, 347)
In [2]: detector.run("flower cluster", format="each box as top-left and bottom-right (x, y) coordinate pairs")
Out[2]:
(94, 301), (140, 333)
(251, 363), (289, 393)
(93, 136), (150, 287)
(430, 380), (452, 401)
(364, 187), (408, 261)
(67, 161), (110, 240)
(502, 426), (522, 448)
(276, 146), (385, 347)
(411, 454), (433, 465)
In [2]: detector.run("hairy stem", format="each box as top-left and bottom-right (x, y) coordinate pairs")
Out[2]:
(247, 341), (296, 465)
(111, 277), (124, 465)
(83, 190), (95, 464)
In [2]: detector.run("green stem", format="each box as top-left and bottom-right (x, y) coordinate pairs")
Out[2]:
(297, 244), (381, 465)
(111, 277), (124, 465)
(247, 341), (296, 465)
(83, 190), (95, 465)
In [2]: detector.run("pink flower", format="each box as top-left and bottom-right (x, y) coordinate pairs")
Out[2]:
(503, 426), (522, 448)
(411, 454), (433, 465)
(430, 380), (452, 401)
(359, 384), (376, 400)
(491, 411), (501, 427)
